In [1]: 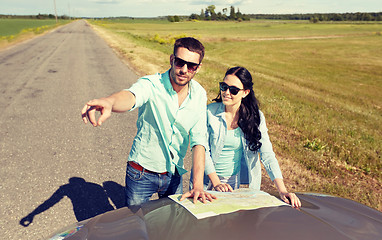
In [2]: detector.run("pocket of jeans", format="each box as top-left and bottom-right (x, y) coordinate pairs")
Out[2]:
(126, 165), (144, 181)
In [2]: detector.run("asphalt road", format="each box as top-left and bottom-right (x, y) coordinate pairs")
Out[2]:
(0, 20), (191, 239)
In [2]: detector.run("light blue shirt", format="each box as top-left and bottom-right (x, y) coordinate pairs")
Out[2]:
(127, 70), (207, 175)
(204, 102), (283, 190)
(215, 128), (243, 177)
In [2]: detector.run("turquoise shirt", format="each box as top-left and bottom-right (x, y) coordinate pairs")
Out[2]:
(126, 70), (207, 175)
(204, 102), (283, 190)
(215, 128), (243, 177)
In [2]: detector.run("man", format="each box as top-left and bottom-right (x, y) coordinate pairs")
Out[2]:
(81, 37), (215, 207)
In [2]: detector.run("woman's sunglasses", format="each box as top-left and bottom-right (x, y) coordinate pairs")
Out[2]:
(173, 56), (200, 73)
(219, 82), (243, 95)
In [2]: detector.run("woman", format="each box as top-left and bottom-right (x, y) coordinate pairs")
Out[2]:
(203, 66), (300, 208)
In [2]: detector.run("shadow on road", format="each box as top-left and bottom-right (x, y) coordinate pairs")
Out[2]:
(19, 177), (126, 227)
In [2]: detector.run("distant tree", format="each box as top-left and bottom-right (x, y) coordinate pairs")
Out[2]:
(190, 13), (200, 20)
(362, 13), (372, 21)
(221, 9), (229, 20)
(205, 9), (210, 19)
(236, 8), (243, 21)
(333, 14), (343, 21)
(230, 6), (236, 20)
(222, 8), (228, 16)
(200, 9), (204, 20)
(207, 5), (217, 20)
(310, 16), (319, 23)
(242, 14), (250, 21)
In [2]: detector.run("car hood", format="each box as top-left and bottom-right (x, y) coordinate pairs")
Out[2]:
(53, 192), (382, 240)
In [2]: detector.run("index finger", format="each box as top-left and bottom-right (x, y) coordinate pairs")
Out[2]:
(86, 106), (98, 126)
(81, 104), (90, 123)
(81, 105), (97, 125)
(179, 191), (192, 201)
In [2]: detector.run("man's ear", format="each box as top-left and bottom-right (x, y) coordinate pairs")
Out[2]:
(196, 62), (202, 73)
(170, 54), (174, 65)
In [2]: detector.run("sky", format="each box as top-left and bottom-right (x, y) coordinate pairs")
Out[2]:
(1, 0), (381, 18)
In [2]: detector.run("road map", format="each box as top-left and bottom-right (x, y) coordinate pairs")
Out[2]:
(168, 189), (289, 219)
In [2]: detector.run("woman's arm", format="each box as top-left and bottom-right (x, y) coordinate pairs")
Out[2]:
(208, 172), (233, 192)
(273, 178), (301, 208)
(258, 111), (301, 208)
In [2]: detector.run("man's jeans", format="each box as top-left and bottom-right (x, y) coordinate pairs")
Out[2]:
(125, 163), (182, 207)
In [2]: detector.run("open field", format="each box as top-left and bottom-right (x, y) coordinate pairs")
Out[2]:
(88, 19), (382, 210)
(0, 18), (70, 48)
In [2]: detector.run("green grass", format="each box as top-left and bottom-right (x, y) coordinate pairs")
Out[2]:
(0, 19), (61, 36)
(0, 18), (71, 44)
(95, 19), (382, 39)
(209, 36), (382, 175)
(90, 19), (382, 210)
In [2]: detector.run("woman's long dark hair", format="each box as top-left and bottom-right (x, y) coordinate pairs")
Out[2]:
(213, 66), (262, 152)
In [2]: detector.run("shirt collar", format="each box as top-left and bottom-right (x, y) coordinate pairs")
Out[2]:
(162, 70), (174, 93)
(216, 102), (226, 119)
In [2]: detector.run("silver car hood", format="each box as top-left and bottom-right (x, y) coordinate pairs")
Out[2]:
(52, 192), (382, 240)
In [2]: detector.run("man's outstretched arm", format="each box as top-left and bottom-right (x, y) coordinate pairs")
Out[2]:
(81, 90), (135, 126)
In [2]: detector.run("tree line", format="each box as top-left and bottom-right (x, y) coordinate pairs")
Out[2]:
(2, 9), (381, 22)
(250, 12), (382, 22)
(168, 5), (382, 22)
(1, 14), (71, 20)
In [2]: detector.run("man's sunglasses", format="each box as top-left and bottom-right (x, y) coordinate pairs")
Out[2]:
(173, 56), (200, 73)
(219, 82), (243, 95)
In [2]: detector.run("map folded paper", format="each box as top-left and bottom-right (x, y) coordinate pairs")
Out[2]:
(168, 189), (288, 219)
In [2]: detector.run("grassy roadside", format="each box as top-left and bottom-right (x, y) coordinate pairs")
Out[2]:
(0, 19), (71, 50)
(89, 19), (381, 211)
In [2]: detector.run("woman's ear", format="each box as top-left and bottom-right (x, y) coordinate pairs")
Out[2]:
(243, 89), (250, 98)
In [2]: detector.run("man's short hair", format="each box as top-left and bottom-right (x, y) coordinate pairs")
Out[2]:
(173, 37), (205, 63)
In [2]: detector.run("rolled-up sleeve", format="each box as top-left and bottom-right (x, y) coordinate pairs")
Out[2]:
(204, 114), (215, 175)
(189, 93), (208, 150)
(204, 144), (216, 175)
(126, 77), (152, 111)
